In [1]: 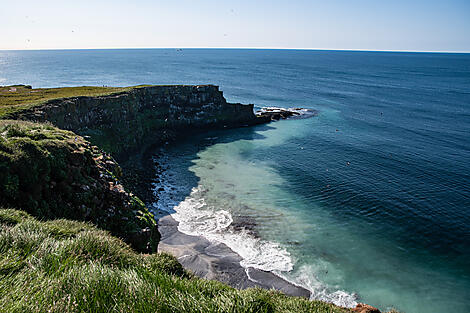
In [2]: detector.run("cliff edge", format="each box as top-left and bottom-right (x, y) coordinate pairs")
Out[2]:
(7, 85), (267, 157)
(0, 84), (390, 313)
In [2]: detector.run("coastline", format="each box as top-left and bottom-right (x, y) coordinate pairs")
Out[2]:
(0, 82), (392, 312)
(117, 142), (313, 299)
(157, 214), (311, 298)
(148, 108), (325, 302)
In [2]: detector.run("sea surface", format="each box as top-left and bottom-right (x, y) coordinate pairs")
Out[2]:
(1, 49), (469, 313)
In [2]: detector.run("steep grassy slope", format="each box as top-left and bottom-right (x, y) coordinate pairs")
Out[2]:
(0, 208), (351, 313)
(0, 120), (158, 252)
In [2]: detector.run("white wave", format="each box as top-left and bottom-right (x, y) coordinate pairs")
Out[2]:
(167, 186), (294, 272)
(277, 264), (358, 308)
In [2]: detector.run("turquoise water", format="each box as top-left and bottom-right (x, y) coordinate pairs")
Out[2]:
(1, 49), (469, 312)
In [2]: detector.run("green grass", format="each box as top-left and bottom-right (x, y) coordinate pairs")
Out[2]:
(0, 85), (150, 118)
(0, 208), (351, 313)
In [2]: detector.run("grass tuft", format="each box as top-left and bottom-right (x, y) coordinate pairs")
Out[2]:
(0, 209), (31, 225)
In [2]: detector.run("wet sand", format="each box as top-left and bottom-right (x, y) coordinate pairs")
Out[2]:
(157, 215), (311, 298)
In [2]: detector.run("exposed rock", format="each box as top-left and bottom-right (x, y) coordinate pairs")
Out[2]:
(352, 303), (381, 313)
(255, 107), (316, 121)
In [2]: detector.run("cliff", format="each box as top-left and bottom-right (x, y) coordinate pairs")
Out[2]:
(8, 85), (266, 157)
(0, 85), (388, 313)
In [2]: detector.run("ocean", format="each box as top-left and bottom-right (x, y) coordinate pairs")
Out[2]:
(1, 49), (469, 313)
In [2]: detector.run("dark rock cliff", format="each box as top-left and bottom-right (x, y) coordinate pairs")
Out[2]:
(12, 85), (266, 157)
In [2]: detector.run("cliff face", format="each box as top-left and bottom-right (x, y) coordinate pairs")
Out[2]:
(12, 85), (264, 156)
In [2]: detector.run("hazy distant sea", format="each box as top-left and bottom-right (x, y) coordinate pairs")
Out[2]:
(1, 49), (469, 313)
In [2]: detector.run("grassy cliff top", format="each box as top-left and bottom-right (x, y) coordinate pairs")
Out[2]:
(0, 208), (351, 313)
(0, 85), (149, 118)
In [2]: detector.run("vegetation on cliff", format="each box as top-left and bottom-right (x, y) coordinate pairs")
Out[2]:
(0, 85), (147, 118)
(0, 208), (351, 313)
(0, 120), (158, 252)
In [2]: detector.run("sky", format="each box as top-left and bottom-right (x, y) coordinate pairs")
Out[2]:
(1, 0), (469, 52)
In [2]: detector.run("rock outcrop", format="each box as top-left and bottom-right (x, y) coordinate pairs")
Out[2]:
(256, 107), (317, 121)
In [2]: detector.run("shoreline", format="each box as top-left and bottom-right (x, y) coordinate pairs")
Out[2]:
(149, 144), (312, 299)
(157, 214), (311, 298)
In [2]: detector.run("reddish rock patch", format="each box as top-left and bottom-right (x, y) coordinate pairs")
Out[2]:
(352, 303), (381, 313)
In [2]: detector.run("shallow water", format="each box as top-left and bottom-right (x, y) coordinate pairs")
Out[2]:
(1, 49), (469, 312)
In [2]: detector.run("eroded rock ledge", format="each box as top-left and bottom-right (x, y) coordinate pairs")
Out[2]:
(256, 107), (317, 121)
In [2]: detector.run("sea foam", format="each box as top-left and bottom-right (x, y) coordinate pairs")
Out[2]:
(277, 264), (358, 307)
(155, 181), (294, 272)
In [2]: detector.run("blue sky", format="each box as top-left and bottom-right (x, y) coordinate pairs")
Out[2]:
(1, 0), (469, 51)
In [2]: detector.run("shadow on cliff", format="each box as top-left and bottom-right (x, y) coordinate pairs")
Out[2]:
(148, 123), (275, 219)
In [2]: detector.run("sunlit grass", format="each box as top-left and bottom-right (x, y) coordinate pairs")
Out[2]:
(0, 85), (150, 118)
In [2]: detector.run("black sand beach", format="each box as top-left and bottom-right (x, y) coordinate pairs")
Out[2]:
(158, 215), (311, 298)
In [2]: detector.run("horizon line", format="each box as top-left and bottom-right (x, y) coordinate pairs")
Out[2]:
(1, 47), (469, 54)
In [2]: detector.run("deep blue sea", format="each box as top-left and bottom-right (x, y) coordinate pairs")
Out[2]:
(1, 49), (469, 313)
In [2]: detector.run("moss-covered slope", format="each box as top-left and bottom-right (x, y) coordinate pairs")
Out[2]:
(0, 120), (158, 252)
(0, 208), (351, 313)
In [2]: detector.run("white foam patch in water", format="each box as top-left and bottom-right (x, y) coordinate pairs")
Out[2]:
(277, 264), (358, 308)
(168, 186), (294, 272)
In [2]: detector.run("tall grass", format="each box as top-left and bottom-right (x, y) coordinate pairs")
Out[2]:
(0, 208), (350, 313)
